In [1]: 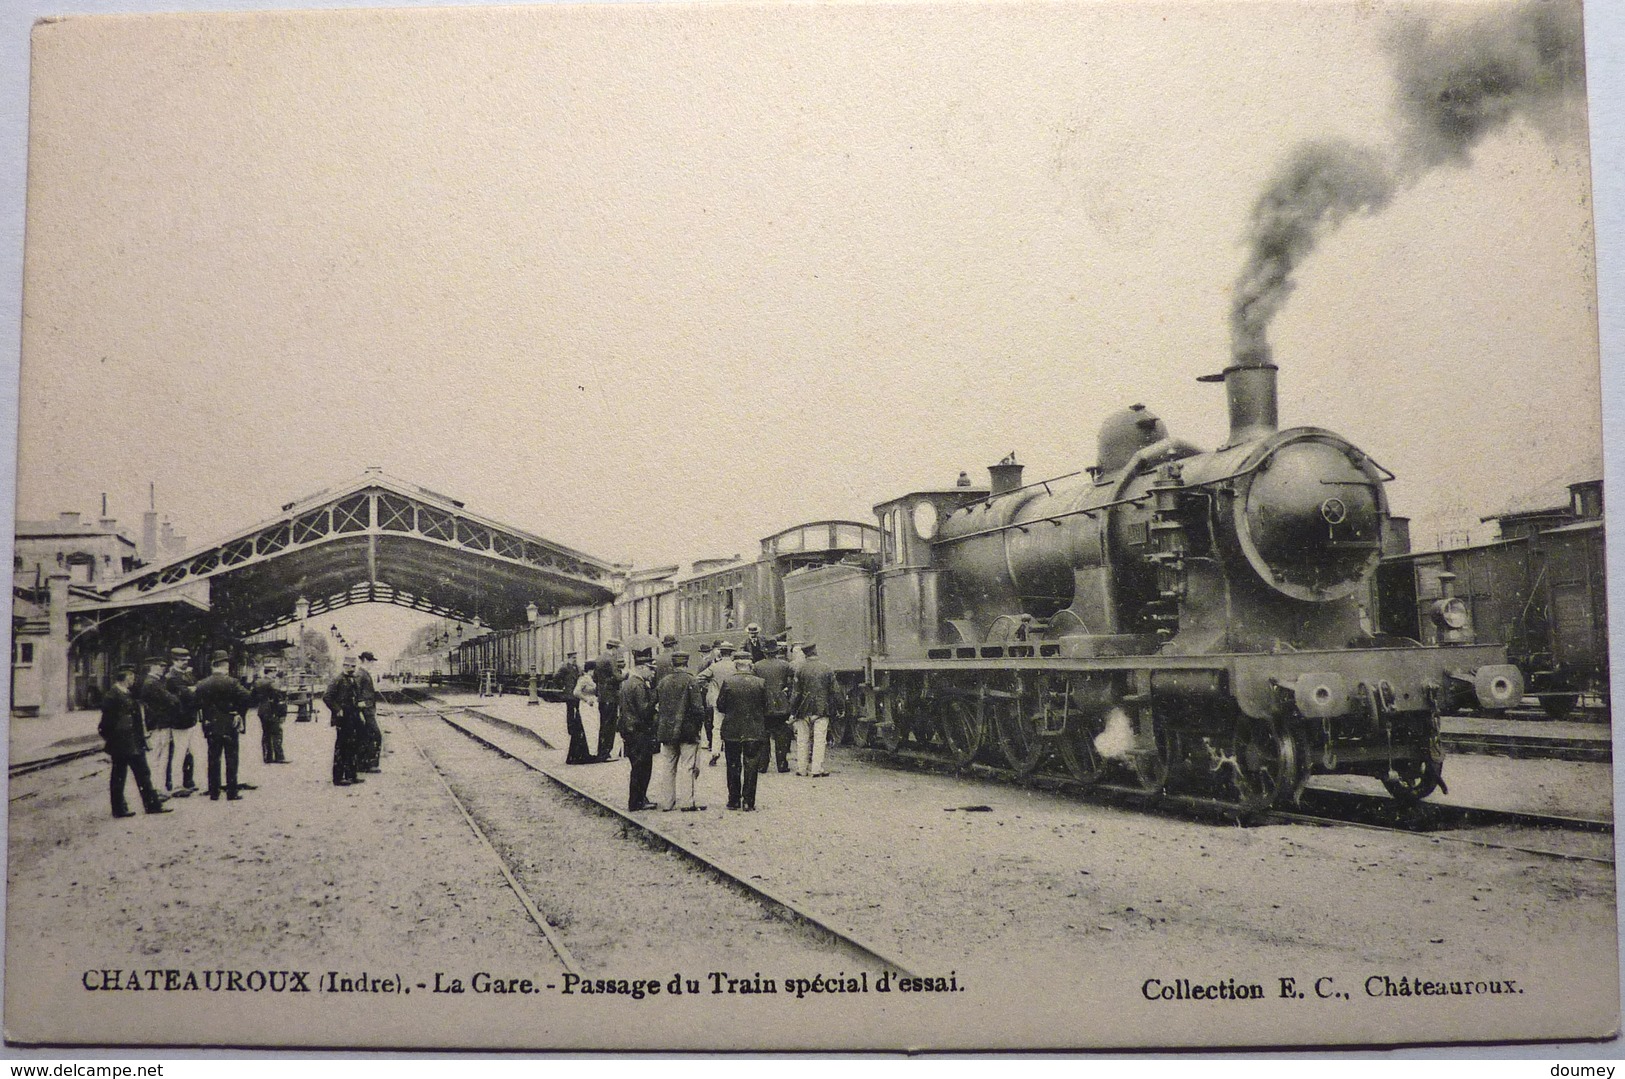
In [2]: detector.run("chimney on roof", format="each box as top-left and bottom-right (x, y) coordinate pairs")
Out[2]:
(141, 482), (158, 563)
(58, 511), (81, 527)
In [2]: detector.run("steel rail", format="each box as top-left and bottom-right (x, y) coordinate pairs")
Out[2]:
(389, 692), (919, 978)
(1265, 806), (1615, 866)
(851, 744), (1614, 863)
(9, 746), (104, 778)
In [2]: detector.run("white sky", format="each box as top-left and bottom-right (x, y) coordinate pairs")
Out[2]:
(6, 0), (1613, 659)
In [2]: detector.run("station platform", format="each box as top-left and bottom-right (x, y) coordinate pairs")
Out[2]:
(7, 707), (105, 764)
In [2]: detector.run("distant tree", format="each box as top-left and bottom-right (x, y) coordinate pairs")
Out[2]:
(290, 627), (334, 680)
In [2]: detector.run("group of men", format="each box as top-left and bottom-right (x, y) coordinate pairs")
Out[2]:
(566, 624), (843, 814)
(321, 652), (383, 786)
(100, 646), (289, 818)
(99, 645), (385, 819)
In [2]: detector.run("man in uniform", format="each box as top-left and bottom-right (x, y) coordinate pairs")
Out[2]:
(252, 666), (290, 764)
(790, 641), (842, 777)
(653, 652), (709, 812)
(753, 639), (795, 774)
(162, 647), (202, 796)
(137, 655), (178, 791)
(592, 638), (623, 761)
(324, 656), (365, 786)
(356, 652), (383, 773)
(716, 651), (767, 811)
(619, 648), (658, 810)
(101, 662), (170, 818)
(556, 650), (590, 764)
(193, 650), (252, 802)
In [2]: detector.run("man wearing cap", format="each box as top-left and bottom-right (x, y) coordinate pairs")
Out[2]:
(355, 652), (382, 773)
(753, 640), (795, 774)
(790, 642), (842, 777)
(193, 650), (252, 802)
(252, 666), (290, 764)
(653, 652), (709, 812)
(696, 641), (734, 766)
(652, 634), (680, 683)
(591, 638), (624, 762)
(162, 647), (202, 795)
(716, 651), (767, 811)
(137, 655), (178, 790)
(619, 649), (658, 810)
(100, 662), (170, 819)
(323, 656), (365, 787)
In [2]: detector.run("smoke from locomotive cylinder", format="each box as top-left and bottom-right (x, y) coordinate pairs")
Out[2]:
(1230, 0), (1585, 365)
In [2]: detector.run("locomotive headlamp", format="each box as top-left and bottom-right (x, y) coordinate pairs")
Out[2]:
(1431, 597), (1469, 630)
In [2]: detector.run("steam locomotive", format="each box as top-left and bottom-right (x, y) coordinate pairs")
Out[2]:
(448, 350), (1522, 811)
(788, 349), (1522, 810)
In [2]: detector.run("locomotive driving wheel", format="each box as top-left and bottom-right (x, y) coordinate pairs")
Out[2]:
(1057, 697), (1109, 786)
(878, 683), (919, 752)
(1230, 716), (1300, 813)
(937, 695), (985, 768)
(1381, 759), (1443, 804)
(993, 677), (1048, 776)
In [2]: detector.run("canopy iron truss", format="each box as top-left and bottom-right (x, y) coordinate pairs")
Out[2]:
(105, 472), (619, 635)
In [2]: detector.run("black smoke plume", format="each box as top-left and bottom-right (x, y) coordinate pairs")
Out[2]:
(1230, 0), (1586, 365)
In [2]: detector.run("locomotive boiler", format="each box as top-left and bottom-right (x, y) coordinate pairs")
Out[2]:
(864, 350), (1522, 810)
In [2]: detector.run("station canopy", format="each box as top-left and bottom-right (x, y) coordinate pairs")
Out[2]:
(103, 470), (619, 635)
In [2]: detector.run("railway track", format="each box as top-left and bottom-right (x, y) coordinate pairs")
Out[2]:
(9, 745), (104, 778)
(851, 744), (1614, 864)
(386, 691), (920, 978)
(1440, 730), (1610, 763)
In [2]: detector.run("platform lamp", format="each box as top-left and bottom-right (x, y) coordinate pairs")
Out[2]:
(294, 596), (310, 676)
(523, 602), (542, 705)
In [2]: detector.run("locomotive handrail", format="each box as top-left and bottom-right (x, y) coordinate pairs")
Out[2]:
(938, 458), (1268, 545)
(982, 470), (1086, 504)
(939, 440), (1396, 547)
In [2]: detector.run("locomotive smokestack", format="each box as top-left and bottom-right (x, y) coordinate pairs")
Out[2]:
(988, 453), (1024, 496)
(1200, 344), (1278, 447)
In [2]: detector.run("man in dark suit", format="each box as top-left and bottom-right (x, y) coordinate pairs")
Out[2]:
(716, 652), (767, 811)
(162, 647), (201, 795)
(137, 655), (177, 790)
(193, 650), (251, 802)
(752, 640), (795, 774)
(252, 666), (290, 764)
(619, 649), (658, 810)
(592, 638), (624, 761)
(101, 663), (170, 818)
(743, 623), (768, 662)
(653, 652), (709, 811)
(790, 641), (843, 777)
(652, 634), (679, 683)
(324, 656), (365, 786)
